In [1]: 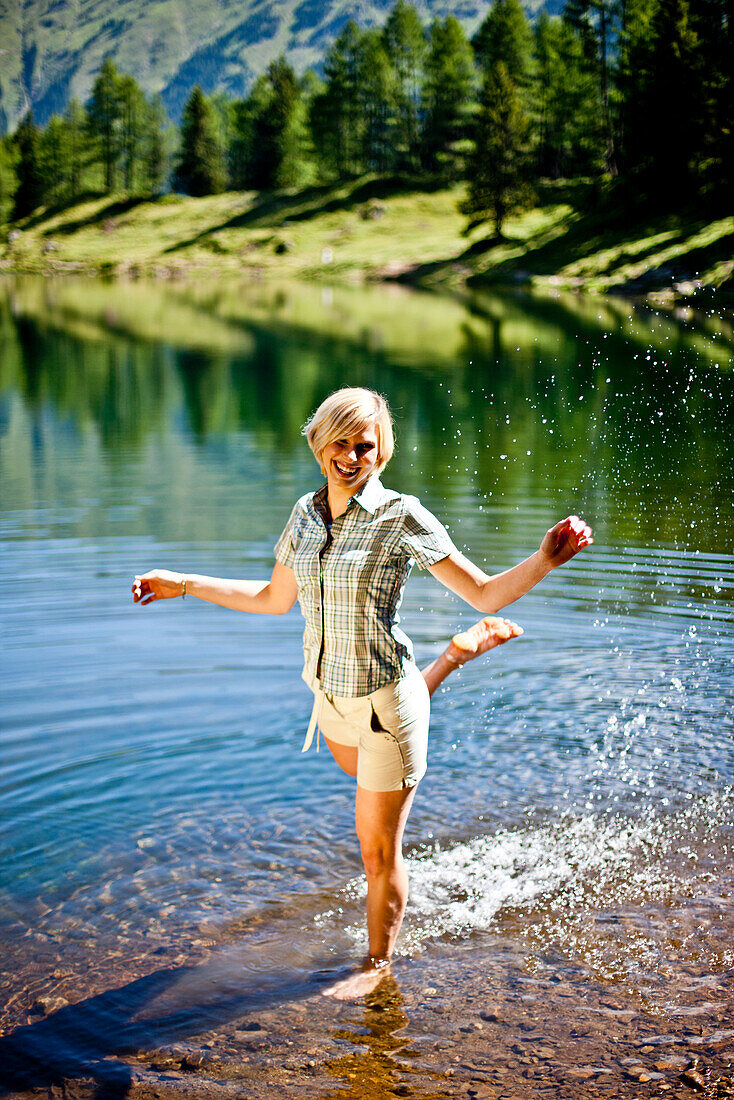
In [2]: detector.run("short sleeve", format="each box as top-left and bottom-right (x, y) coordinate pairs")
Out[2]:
(274, 503), (298, 570)
(399, 496), (457, 569)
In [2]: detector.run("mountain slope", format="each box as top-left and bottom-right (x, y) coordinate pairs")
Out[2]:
(0, 0), (560, 133)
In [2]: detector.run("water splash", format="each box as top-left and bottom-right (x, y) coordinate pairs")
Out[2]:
(316, 790), (733, 997)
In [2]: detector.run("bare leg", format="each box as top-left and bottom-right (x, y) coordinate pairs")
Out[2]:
(321, 617), (522, 1000)
(322, 783), (417, 1000)
(421, 615), (523, 697)
(323, 737), (357, 777)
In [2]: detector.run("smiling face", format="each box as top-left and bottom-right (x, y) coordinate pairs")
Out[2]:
(321, 422), (380, 496)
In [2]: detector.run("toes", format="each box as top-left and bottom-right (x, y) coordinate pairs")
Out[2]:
(500, 618), (523, 639)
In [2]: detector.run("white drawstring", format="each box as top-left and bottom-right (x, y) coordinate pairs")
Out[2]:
(302, 690), (324, 753)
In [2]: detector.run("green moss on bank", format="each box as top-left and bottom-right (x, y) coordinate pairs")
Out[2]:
(2, 177), (732, 304)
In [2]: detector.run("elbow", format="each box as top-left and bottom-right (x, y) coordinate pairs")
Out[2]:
(474, 587), (501, 614)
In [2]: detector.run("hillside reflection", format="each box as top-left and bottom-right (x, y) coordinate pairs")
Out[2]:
(0, 276), (731, 554)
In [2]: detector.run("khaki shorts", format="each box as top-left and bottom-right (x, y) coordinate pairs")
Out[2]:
(312, 663), (430, 792)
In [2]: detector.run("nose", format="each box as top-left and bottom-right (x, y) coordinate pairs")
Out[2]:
(343, 445), (358, 463)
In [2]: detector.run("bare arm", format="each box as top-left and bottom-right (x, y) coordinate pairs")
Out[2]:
(132, 561), (299, 615)
(428, 515), (593, 613)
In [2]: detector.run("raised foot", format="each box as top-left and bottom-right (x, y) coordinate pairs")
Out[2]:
(446, 615), (523, 666)
(321, 959), (392, 1001)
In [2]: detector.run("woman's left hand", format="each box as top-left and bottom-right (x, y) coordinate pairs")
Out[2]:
(540, 515), (594, 569)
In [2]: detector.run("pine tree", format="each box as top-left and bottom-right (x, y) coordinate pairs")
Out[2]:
(716, 0), (734, 194)
(118, 74), (147, 193)
(359, 29), (395, 174)
(39, 116), (69, 207)
(12, 112), (44, 219)
(258, 57), (301, 188)
(209, 91), (237, 189)
(563, 0), (617, 169)
(141, 95), (168, 196)
(463, 62), (533, 237)
(535, 13), (604, 177)
(87, 57), (123, 192)
(422, 16), (475, 177)
(383, 0), (428, 170)
(472, 0), (534, 85)
(647, 0), (700, 194)
(230, 82), (268, 189)
(619, 0), (701, 199)
(64, 98), (87, 202)
(0, 138), (18, 226)
(310, 22), (366, 178)
(175, 86), (226, 196)
(535, 12), (559, 173)
(687, 0), (732, 199)
(232, 58), (308, 190)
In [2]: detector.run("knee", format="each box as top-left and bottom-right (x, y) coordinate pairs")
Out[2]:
(359, 838), (401, 879)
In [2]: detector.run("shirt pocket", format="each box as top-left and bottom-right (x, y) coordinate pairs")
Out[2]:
(339, 547), (373, 567)
(325, 546), (374, 588)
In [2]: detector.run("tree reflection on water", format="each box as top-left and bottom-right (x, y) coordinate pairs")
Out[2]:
(0, 275), (731, 557)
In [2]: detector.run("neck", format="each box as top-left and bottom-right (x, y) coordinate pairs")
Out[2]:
(327, 485), (351, 520)
(327, 471), (375, 520)
(325, 471), (377, 520)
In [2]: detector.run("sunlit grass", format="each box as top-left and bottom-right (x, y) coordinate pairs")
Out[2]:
(2, 180), (732, 305)
(556, 216), (734, 291)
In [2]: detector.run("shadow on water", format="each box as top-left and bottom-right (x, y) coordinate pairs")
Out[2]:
(0, 950), (427, 1100)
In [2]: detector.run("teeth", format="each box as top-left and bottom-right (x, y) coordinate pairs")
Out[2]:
(336, 462), (357, 475)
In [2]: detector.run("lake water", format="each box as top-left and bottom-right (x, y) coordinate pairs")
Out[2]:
(0, 275), (732, 1096)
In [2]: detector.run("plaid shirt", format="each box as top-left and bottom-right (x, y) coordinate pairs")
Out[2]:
(274, 476), (457, 696)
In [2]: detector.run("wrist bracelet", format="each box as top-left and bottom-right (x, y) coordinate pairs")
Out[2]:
(181, 575), (186, 599)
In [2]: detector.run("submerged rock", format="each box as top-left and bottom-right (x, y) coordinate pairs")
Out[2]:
(681, 1066), (707, 1091)
(30, 995), (68, 1015)
(179, 1051), (203, 1070)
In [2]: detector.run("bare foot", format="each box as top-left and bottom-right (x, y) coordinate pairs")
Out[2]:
(445, 615), (523, 666)
(321, 958), (392, 1001)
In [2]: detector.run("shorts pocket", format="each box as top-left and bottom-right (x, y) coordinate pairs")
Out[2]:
(369, 701), (391, 735)
(369, 699), (409, 778)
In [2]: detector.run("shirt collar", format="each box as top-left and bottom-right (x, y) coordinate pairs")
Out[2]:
(352, 475), (386, 514)
(312, 475), (386, 519)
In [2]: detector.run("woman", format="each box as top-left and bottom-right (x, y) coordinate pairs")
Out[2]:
(132, 387), (592, 1000)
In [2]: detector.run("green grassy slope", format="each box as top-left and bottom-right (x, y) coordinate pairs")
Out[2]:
(0, 0), (561, 133)
(2, 178), (732, 306)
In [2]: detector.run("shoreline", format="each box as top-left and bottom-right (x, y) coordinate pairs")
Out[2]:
(1, 179), (732, 313)
(2, 868), (733, 1099)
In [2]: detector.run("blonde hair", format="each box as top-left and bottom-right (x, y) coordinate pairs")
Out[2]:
(303, 388), (395, 476)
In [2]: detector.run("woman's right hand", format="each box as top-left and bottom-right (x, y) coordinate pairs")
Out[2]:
(132, 570), (184, 605)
